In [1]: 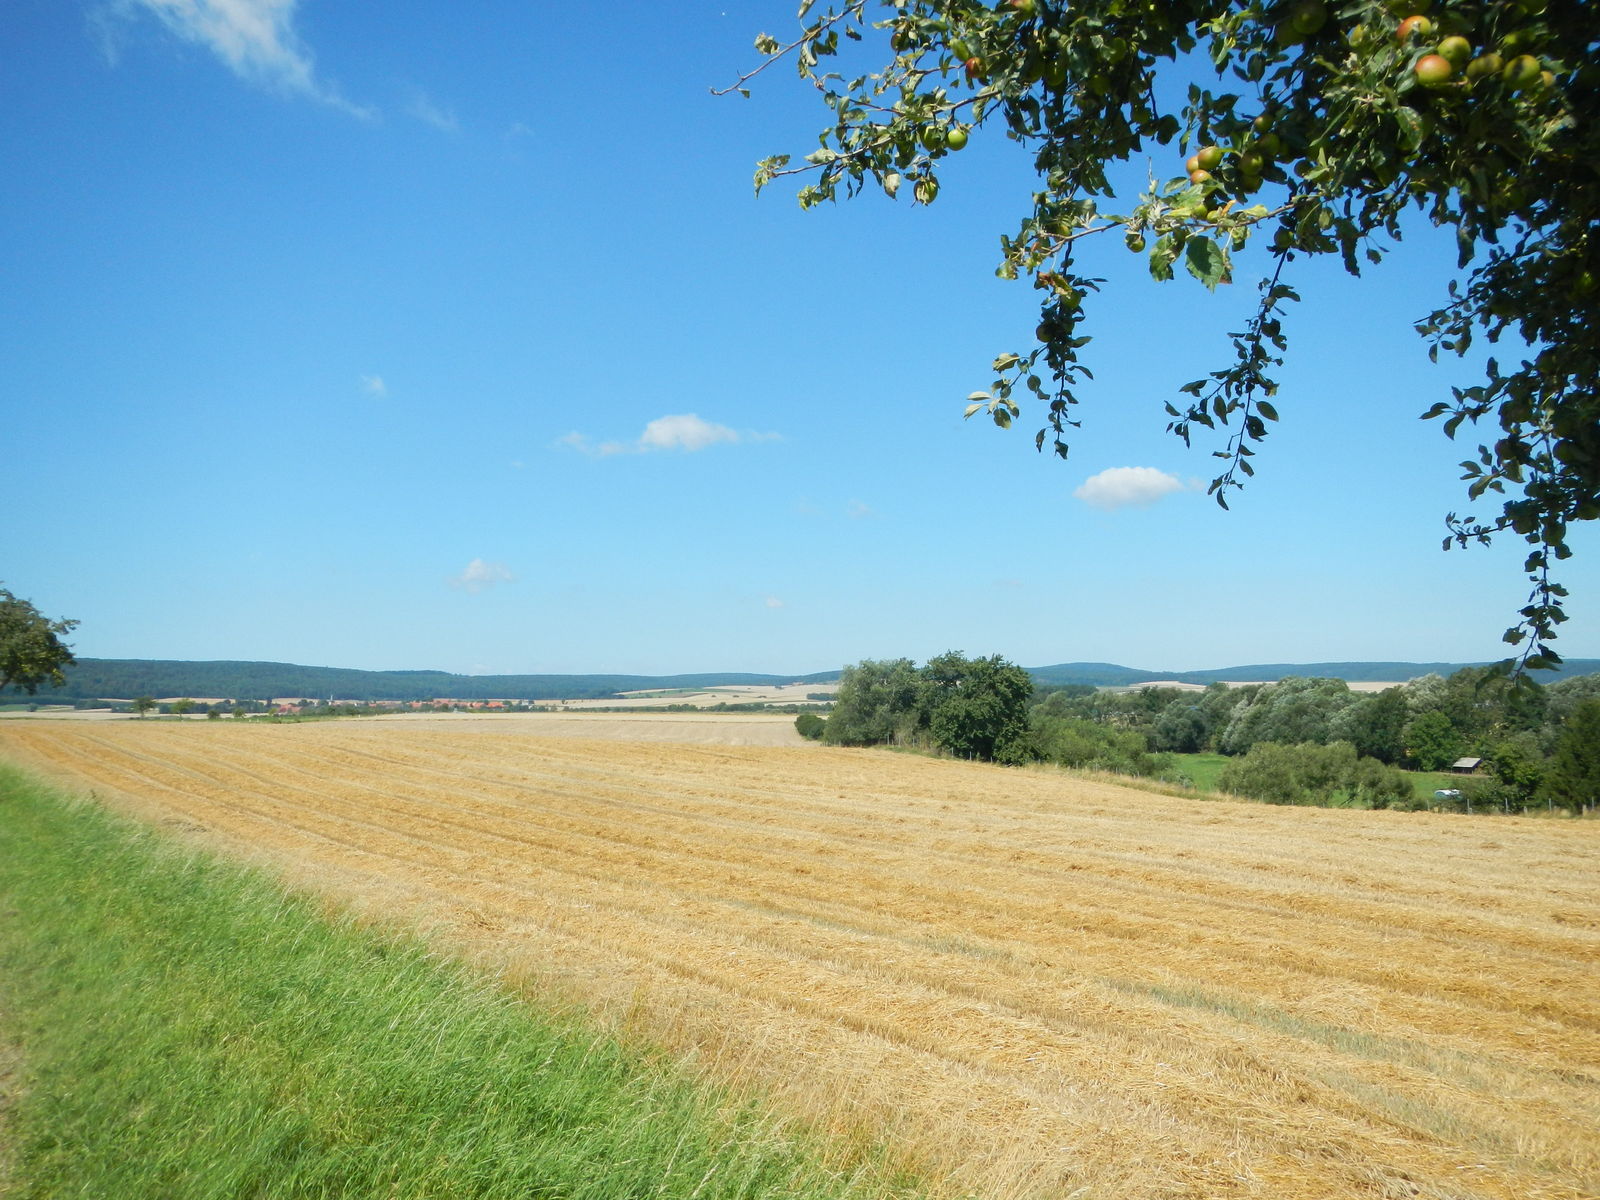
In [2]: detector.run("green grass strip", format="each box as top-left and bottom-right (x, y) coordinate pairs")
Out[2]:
(0, 765), (925, 1200)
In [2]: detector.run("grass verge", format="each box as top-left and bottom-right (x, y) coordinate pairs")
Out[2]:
(0, 765), (926, 1200)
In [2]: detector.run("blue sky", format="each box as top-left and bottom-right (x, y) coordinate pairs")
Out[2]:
(3, 0), (1594, 676)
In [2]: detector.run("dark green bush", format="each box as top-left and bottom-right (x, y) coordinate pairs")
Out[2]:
(794, 713), (827, 741)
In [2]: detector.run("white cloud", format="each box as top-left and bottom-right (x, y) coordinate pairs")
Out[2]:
(638, 414), (741, 452)
(1073, 466), (1194, 511)
(449, 559), (514, 594)
(558, 414), (777, 457)
(103, 0), (372, 117)
(845, 499), (876, 520)
(764, 596), (785, 609)
(407, 91), (458, 132)
(360, 374), (387, 397)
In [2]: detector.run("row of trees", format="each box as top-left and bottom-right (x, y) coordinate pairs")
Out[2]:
(809, 656), (1600, 813)
(1036, 667), (1600, 811)
(1032, 668), (1579, 763)
(810, 654), (1421, 804)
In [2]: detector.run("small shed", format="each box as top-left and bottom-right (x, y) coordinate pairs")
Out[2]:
(1450, 756), (1484, 775)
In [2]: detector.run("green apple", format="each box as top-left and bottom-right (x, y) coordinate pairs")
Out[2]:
(1503, 54), (1542, 91)
(1438, 36), (1471, 67)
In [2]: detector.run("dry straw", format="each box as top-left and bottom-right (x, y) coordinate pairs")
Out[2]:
(2, 720), (1596, 1200)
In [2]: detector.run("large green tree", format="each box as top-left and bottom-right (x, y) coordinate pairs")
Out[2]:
(921, 650), (1035, 762)
(0, 587), (78, 696)
(1432, 662), (1548, 741)
(1546, 697), (1600, 813)
(1403, 707), (1463, 770)
(732, 0), (1596, 667)
(823, 656), (924, 744)
(1486, 732), (1547, 808)
(1330, 685), (1410, 763)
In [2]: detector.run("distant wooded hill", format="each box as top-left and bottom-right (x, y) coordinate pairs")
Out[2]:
(1025, 659), (1600, 689)
(25, 661), (841, 703)
(18, 656), (1598, 704)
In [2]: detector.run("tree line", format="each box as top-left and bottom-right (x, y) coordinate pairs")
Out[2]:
(13, 659), (839, 705)
(800, 656), (1600, 814)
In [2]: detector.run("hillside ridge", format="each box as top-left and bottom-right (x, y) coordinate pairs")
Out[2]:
(15, 655), (1598, 703)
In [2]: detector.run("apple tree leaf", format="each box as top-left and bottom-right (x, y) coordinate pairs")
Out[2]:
(1184, 238), (1229, 292)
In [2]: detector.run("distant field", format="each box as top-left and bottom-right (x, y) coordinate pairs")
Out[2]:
(1410, 767), (1474, 800)
(1167, 751), (1230, 792)
(0, 708), (812, 742)
(0, 721), (1596, 1200)
(366, 710), (809, 744)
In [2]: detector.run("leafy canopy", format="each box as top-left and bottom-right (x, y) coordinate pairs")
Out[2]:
(728, 0), (1596, 668)
(0, 586), (79, 696)
(823, 651), (1033, 761)
(1547, 696), (1600, 812)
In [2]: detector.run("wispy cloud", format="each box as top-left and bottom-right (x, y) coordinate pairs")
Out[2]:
(406, 90), (458, 132)
(1073, 466), (1197, 511)
(845, 499), (876, 520)
(449, 558), (514, 594)
(360, 373), (387, 397)
(558, 414), (778, 457)
(101, 0), (372, 117)
(764, 596), (785, 609)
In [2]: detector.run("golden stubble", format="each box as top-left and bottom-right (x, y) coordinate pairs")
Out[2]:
(3, 719), (1597, 1200)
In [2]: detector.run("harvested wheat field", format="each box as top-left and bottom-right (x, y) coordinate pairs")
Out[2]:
(1, 720), (1597, 1200)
